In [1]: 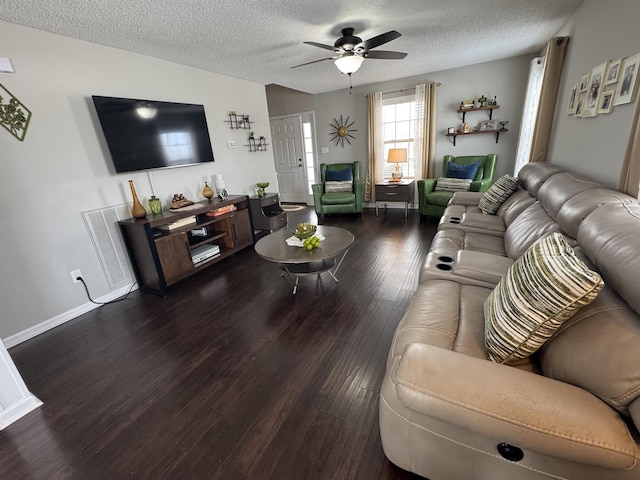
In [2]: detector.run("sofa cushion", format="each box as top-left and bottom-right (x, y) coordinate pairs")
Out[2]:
(388, 280), (491, 368)
(425, 190), (456, 207)
(503, 202), (562, 259)
(517, 162), (562, 196)
(445, 161), (480, 180)
(556, 188), (637, 240)
(434, 177), (472, 192)
(537, 172), (600, 220)
(484, 233), (604, 365)
(494, 189), (537, 226)
(540, 284), (640, 416)
(479, 174), (519, 215)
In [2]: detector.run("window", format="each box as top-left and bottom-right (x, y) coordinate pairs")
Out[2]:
(382, 95), (418, 179)
(302, 121), (316, 195)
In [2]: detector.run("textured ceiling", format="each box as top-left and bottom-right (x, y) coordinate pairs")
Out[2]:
(0, 0), (583, 94)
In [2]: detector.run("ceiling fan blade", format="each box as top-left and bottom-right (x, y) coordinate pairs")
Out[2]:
(291, 57), (337, 68)
(364, 50), (407, 60)
(356, 30), (401, 52)
(303, 41), (337, 52)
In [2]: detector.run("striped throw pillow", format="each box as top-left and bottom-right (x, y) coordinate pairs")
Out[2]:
(484, 233), (603, 365)
(434, 177), (473, 192)
(325, 180), (353, 193)
(479, 174), (519, 215)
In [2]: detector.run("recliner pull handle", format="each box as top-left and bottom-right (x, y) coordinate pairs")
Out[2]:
(497, 443), (524, 462)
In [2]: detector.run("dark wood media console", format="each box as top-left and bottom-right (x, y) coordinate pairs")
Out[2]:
(118, 195), (253, 296)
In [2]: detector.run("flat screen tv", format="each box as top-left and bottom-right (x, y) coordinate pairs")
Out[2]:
(92, 95), (215, 173)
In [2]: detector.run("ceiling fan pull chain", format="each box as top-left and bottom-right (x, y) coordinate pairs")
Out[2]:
(349, 73), (353, 94)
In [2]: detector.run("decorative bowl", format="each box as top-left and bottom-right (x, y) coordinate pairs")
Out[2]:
(292, 222), (317, 240)
(256, 182), (270, 189)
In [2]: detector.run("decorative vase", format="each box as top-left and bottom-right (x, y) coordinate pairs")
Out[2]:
(202, 182), (214, 200)
(256, 181), (269, 197)
(128, 180), (147, 219)
(148, 195), (162, 215)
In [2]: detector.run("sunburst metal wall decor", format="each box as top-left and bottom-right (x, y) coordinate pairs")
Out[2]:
(329, 115), (356, 147)
(0, 83), (32, 141)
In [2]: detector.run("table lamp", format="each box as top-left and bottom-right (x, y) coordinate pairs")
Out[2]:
(387, 148), (408, 182)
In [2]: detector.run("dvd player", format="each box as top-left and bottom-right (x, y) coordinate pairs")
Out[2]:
(191, 244), (220, 264)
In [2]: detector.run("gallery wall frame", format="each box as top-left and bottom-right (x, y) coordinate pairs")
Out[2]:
(567, 83), (578, 115)
(579, 73), (590, 92)
(598, 90), (615, 114)
(605, 58), (622, 85)
(582, 61), (608, 118)
(614, 53), (640, 106)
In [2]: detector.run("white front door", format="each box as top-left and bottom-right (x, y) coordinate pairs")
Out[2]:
(270, 116), (307, 203)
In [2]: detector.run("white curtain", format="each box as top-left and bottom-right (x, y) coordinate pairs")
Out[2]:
(413, 83), (437, 179)
(365, 91), (384, 202)
(414, 84), (426, 179)
(514, 56), (546, 175)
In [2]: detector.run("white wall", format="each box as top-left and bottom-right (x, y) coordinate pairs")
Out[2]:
(548, 0), (640, 188)
(285, 55), (532, 182)
(0, 21), (277, 341)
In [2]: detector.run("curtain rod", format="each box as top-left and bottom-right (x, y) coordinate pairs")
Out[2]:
(365, 83), (442, 97)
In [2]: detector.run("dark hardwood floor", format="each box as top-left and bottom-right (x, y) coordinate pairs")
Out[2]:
(2, 206), (437, 480)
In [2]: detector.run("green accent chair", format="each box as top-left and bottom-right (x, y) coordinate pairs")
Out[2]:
(418, 154), (498, 219)
(312, 161), (364, 219)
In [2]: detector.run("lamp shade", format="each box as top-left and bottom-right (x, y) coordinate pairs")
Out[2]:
(387, 148), (408, 163)
(334, 55), (364, 74)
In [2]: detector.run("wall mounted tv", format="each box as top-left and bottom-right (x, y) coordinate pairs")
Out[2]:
(92, 95), (215, 173)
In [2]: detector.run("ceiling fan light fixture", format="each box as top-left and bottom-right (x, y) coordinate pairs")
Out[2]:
(334, 55), (364, 74)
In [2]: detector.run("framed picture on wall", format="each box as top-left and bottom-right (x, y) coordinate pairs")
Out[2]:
(574, 92), (586, 117)
(614, 53), (640, 105)
(598, 90), (615, 114)
(582, 61), (608, 117)
(605, 58), (622, 85)
(567, 83), (578, 115)
(579, 73), (590, 92)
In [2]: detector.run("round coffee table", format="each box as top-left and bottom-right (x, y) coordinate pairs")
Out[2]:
(254, 226), (355, 294)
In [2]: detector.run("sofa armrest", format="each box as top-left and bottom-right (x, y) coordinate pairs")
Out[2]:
(311, 183), (323, 213)
(452, 250), (513, 284)
(449, 191), (483, 206)
(393, 343), (637, 470)
(354, 179), (364, 212)
(471, 178), (492, 192)
(417, 178), (437, 196)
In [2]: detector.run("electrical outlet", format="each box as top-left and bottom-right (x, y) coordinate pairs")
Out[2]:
(70, 269), (83, 284)
(227, 140), (236, 148)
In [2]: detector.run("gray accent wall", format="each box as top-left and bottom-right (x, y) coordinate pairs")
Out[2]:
(0, 21), (277, 342)
(309, 55), (531, 181)
(548, 0), (640, 189)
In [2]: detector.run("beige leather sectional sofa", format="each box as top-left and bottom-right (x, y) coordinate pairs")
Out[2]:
(379, 162), (640, 479)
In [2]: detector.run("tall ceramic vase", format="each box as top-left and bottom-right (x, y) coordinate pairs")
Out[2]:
(128, 180), (147, 219)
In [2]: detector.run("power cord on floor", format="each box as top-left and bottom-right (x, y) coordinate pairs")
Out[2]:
(77, 276), (137, 305)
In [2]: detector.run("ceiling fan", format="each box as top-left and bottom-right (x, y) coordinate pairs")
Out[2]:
(292, 27), (407, 75)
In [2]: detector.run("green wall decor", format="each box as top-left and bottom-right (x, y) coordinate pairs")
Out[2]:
(0, 83), (32, 141)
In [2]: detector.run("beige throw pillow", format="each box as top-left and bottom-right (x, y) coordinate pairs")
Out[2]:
(484, 233), (604, 364)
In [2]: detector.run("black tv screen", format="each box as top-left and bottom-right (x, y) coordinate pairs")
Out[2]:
(92, 95), (215, 173)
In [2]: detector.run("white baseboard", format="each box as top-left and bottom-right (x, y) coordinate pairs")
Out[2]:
(0, 395), (42, 430)
(2, 283), (137, 348)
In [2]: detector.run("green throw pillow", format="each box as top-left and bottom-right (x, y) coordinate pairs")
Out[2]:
(479, 174), (519, 215)
(484, 233), (604, 365)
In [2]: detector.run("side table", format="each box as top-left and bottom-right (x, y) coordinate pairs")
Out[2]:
(375, 180), (416, 217)
(249, 193), (287, 233)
